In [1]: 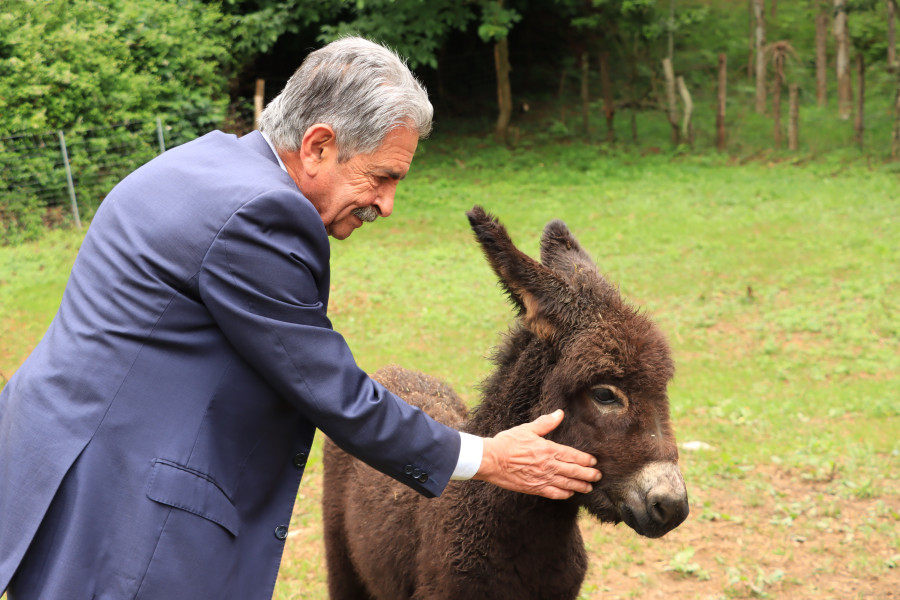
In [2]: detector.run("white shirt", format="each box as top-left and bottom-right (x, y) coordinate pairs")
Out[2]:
(259, 131), (483, 482)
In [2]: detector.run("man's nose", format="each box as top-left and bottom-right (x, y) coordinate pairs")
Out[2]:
(373, 183), (397, 218)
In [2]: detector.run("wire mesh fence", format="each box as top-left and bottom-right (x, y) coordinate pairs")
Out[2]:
(1, 111), (220, 244)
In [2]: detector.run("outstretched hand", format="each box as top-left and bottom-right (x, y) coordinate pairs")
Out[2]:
(473, 409), (602, 500)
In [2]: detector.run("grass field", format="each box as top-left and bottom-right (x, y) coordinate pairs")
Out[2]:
(1, 136), (898, 598)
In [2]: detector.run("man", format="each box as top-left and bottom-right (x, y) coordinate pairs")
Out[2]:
(0, 37), (600, 598)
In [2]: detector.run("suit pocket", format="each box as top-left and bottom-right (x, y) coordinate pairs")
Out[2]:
(146, 459), (240, 537)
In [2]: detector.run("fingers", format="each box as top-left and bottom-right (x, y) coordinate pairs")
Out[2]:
(526, 408), (565, 437)
(473, 416), (602, 500)
(526, 410), (598, 468)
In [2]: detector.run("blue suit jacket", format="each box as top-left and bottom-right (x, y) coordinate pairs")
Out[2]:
(0, 131), (460, 598)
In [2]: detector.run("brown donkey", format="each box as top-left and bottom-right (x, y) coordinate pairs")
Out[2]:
(322, 206), (689, 599)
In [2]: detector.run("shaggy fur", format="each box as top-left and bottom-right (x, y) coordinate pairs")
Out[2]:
(322, 206), (688, 599)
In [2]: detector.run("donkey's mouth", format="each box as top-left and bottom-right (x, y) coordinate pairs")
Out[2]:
(619, 503), (640, 531)
(615, 461), (690, 538)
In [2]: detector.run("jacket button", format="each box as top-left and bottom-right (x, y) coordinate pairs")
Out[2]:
(404, 465), (414, 475)
(417, 472), (429, 483)
(293, 452), (307, 469)
(274, 525), (288, 541)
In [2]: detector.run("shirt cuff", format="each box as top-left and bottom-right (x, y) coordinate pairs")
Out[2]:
(450, 431), (483, 480)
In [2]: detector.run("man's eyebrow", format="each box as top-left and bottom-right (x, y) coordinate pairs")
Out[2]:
(380, 169), (406, 181)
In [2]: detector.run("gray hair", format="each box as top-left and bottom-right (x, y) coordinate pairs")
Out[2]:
(258, 37), (433, 161)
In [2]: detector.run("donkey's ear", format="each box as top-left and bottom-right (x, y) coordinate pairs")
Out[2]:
(540, 218), (620, 303)
(540, 219), (598, 279)
(467, 206), (577, 340)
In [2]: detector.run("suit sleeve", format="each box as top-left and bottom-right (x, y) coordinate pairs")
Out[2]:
(197, 190), (461, 497)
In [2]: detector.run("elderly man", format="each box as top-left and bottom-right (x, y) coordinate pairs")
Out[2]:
(0, 37), (600, 598)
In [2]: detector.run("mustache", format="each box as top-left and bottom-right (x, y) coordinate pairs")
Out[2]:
(351, 206), (379, 223)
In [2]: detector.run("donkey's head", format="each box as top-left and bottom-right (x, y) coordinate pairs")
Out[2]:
(467, 206), (688, 538)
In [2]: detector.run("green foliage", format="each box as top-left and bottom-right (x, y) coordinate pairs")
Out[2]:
(0, 0), (231, 136)
(0, 192), (44, 246)
(317, 0), (474, 69)
(846, 0), (892, 60)
(0, 133), (61, 245)
(476, 0), (521, 43)
(222, 0), (343, 57)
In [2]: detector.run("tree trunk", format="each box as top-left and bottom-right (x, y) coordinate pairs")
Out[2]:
(834, 0), (852, 120)
(494, 37), (513, 143)
(676, 76), (693, 146)
(581, 52), (590, 137)
(748, 0), (755, 78)
(889, 0), (897, 70)
(754, 0), (767, 114)
(668, 0), (676, 64)
(773, 53), (784, 149)
(662, 57), (680, 145)
(600, 51), (615, 142)
(816, 9), (828, 106)
(628, 36), (640, 144)
(558, 66), (567, 123)
(892, 69), (900, 159)
(717, 53), (727, 151)
(789, 84), (799, 150)
(855, 52), (865, 149)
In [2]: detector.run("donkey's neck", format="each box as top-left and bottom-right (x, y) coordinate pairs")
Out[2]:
(467, 328), (555, 437)
(445, 480), (583, 574)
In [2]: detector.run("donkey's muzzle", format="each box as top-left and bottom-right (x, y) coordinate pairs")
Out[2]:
(619, 461), (689, 538)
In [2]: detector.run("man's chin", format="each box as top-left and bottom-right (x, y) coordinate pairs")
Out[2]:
(327, 220), (360, 240)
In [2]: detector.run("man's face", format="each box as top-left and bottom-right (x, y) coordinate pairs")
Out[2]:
(308, 127), (419, 240)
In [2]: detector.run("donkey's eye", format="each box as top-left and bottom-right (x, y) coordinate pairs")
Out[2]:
(591, 386), (619, 405)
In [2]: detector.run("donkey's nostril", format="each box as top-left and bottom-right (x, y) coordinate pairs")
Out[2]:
(647, 491), (689, 527)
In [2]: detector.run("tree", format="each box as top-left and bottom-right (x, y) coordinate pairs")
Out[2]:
(767, 41), (798, 149)
(220, 0), (341, 59)
(753, 0), (767, 114)
(316, 0), (474, 70)
(816, 4), (829, 106)
(889, 0), (897, 69)
(477, 0), (521, 143)
(834, 0), (852, 119)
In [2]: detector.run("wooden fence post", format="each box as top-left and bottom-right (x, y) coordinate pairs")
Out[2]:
(717, 53), (727, 151)
(855, 53), (865, 149)
(662, 58), (680, 145)
(892, 71), (900, 159)
(600, 51), (615, 142)
(254, 79), (265, 129)
(773, 53), (784, 150)
(676, 76), (693, 146)
(581, 52), (590, 137)
(789, 84), (799, 151)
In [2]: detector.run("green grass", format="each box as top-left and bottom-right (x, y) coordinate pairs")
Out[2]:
(1, 136), (898, 598)
(331, 137), (899, 480)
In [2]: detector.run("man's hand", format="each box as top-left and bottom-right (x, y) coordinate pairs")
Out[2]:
(473, 409), (602, 500)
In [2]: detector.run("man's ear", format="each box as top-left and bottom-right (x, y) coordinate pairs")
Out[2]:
(299, 123), (337, 177)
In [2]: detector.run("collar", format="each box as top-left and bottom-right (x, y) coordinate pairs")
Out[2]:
(259, 130), (288, 174)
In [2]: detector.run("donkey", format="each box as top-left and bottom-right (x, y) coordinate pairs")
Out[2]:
(322, 206), (688, 599)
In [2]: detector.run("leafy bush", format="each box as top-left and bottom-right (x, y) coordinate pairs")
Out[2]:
(0, 0), (232, 137)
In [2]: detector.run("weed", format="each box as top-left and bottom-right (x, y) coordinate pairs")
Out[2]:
(665, 547), (711, 581)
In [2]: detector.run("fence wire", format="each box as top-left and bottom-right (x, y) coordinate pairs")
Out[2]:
(1, 112), (219, 237)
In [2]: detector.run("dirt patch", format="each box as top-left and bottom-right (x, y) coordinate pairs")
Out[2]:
(579, 464), (900, 599)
